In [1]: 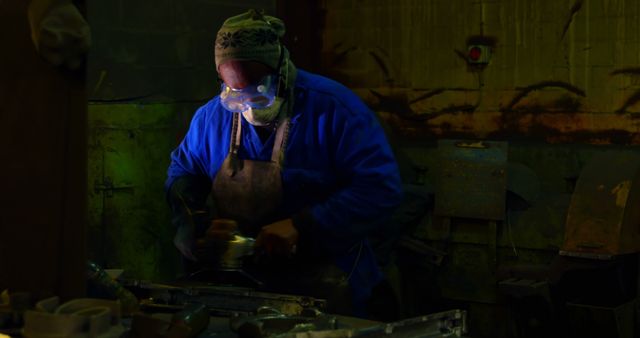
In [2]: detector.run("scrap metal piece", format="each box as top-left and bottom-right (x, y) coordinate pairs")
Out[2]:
(129, 312), (192, 338)
(562, 151), (640, 257)
(171, 303), (210, 337)
(230, 307), (338, 338)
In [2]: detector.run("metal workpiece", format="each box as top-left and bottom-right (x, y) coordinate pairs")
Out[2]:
(197, 219), (257, 270)
(87, 261), (140, 315)
(220, 235), (256, 269)
(128, 281), (326, 317)
(562, 151), (640, 257)
(197, 234), (257, 270)
(171, 303), (210, 336)
(267, 309), (467, 338)
(230, 307), (339, 338)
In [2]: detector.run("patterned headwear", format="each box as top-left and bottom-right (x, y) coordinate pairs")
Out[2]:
(214, 9), (285, 71)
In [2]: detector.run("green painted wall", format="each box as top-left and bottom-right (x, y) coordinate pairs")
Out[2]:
(88, 102), (200, 280)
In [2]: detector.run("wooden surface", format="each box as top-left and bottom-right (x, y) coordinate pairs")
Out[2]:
(0, 0), (87, 300)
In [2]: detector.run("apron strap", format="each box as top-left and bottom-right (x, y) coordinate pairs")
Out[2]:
(271, 117), (290, 164)
(230, 104), (291, 166)
(230, 111), (288, 164)
(225, 112), (243, 177)
(230, 112), (242, 157)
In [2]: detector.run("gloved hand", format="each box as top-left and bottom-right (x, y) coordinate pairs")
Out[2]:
(174, 225), (197, 261)
(168, 176), (210, 262)
(255, 219), (299, 257)
(206, 219), (238, 241)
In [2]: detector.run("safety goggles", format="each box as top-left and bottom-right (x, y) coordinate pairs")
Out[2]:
(219, 75), (278, 113)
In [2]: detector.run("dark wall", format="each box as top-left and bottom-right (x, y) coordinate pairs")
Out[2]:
(88, 0), (277, 103)
(276, 0), (324, 74)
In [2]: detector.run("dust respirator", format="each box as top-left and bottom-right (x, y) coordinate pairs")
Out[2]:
(219, 74), (278, 113)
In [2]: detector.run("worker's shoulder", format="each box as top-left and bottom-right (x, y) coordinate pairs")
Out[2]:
(191, 97), (232, 127)
(195, 97), (222, 117)
(295, 69), (369, 113)
(178, 98), (232, 145)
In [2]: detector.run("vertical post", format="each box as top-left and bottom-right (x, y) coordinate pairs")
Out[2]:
(0, 0), (87, 300)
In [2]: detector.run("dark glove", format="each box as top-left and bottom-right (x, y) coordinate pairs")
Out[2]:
(167, 175), (211, 261)
(255, 219), (299, 257)
(206, 219), (238, 241)
(167, 175), (211, 229)
(174, 225), (197, 261)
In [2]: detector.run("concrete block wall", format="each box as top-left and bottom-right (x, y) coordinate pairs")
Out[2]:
(88, 0), (276, 102)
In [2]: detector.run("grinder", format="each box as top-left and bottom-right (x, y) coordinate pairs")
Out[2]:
(196, 219), (256, 270)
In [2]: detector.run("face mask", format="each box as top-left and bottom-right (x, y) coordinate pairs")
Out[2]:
(219, 75), (278, 113)
(242, 98), (283, 126)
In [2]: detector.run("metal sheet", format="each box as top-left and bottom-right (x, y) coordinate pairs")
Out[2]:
(129, 281), (326, 316)
(274, 309), (467, 338)
(562, 151), (640, 257)
(434, 139), (508, 220)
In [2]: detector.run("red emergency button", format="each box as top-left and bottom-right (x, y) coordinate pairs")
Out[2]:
(468, 46), (482, 61)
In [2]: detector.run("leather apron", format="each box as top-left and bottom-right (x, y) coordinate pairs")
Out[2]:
(210, 112), (354, 315)
(211, 112), (289, 236)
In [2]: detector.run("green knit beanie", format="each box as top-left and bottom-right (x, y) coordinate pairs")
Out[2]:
(214, 9), (285, 71)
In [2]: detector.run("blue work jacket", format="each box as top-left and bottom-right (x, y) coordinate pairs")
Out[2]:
(166, 69), (403, 310)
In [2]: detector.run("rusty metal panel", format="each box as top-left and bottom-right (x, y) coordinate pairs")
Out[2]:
(375, 109), (640, 146)
(434, 140), (508, 220)
(562, 152), (640, 257)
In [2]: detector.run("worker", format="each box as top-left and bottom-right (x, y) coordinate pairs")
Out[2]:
(165, 9), (403, 317)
